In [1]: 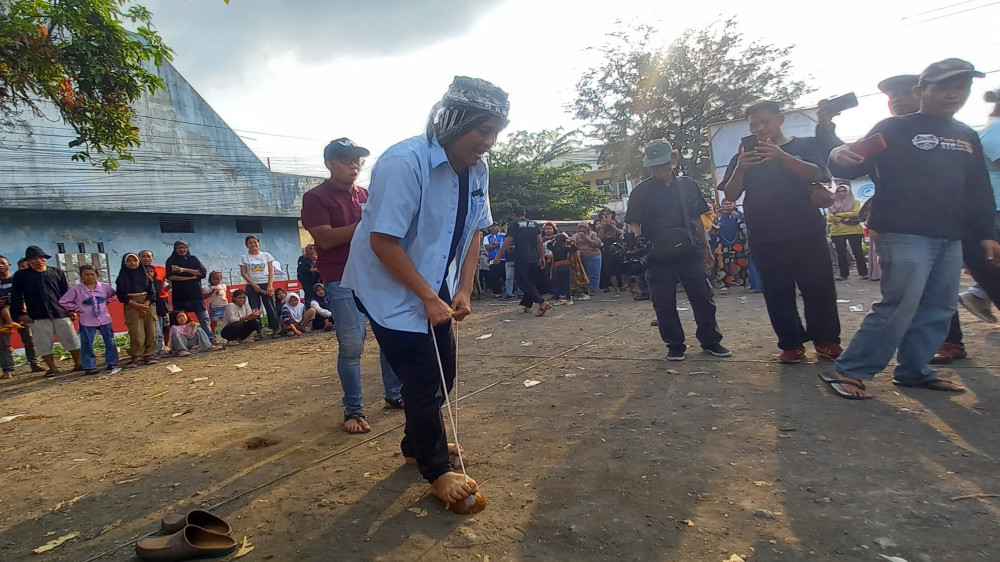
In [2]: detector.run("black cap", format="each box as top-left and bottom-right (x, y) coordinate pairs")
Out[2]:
(24, 246), (51, 260)
(877, 75), (918, 94)
(323, 138), (370, 162)
(919, 59), (985, 84)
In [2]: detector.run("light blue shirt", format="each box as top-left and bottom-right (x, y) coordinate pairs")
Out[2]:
(981, 117), (1000, 209)
(342, 135), (493, 333)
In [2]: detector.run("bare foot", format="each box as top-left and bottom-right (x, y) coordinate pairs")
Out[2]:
(344, 415), (370, 434)
(405, 443), (464, 465)
(833, 373), (871, 398)
(522, 307), (532, 314)
(429, 472), (478, 504)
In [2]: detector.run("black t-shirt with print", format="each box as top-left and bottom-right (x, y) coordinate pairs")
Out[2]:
(507, 218), (542, 264)
(830, 113), (994, 241)
(719, 137), (830, 244)
(625, 175), (709, 255)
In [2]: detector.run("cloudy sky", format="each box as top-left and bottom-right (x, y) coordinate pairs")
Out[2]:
(143, 0), (1000, 180)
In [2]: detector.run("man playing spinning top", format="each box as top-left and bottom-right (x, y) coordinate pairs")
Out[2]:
(343, 77), (508, 506)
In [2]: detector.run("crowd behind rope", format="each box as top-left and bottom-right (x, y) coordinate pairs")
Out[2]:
(1, 65), (998, 509)
(0, 236), (338, 378)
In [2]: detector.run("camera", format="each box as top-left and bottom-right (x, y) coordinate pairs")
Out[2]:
(617, 233), (653, 275)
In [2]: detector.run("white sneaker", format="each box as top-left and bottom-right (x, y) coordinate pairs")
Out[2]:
(578, 294), (591, 301)
(565, 299), (574, 306)
(959, 291), (997, 323)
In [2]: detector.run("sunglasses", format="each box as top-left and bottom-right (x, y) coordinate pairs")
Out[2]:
(338, 157), (364, 167)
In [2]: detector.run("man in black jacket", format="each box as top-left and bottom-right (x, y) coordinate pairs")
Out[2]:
(11, 246), (81, 376)
(627, 139), (730, 361)
(822, 59), (1000, 398)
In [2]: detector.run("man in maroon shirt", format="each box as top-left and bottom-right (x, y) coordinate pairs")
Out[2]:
(301, 138), (403, 434)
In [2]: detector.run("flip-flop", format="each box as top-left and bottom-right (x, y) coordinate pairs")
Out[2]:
(818, 372), (872, 400)
(892, 378), (965, 392)
(135, 525), (237, 560)
(160, 510), (232, 535)
(344, 413), (371, 434)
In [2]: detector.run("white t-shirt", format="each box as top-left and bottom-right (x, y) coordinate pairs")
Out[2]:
(239, 252), (274, 285)
(207, 283), (228, 307)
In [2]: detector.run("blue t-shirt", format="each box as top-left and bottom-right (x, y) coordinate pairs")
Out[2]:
(981, 117), (1000, 210)
(484, 233), (505, 261)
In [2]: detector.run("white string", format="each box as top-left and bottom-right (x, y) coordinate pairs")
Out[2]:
(429, 319), (468, 480)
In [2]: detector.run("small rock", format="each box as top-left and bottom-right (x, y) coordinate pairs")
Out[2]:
(874, 537), (898, 549)
(753, 509), (775, 520)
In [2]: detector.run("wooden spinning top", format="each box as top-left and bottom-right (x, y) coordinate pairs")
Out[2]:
(448, 492), (487, 515)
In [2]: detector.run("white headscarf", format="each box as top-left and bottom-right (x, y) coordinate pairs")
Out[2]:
(282, 294), (304, 323)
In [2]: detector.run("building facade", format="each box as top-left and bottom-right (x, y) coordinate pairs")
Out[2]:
(0, 60), (322, 282)
(558, 147), (633, 217)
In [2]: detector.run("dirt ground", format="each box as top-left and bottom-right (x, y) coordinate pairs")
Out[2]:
(2, 277), (999, 562)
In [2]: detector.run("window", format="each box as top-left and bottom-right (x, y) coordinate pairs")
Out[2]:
(236, 218), (263, 233)
(57, 243), (66, 253)
(617, 182), (628, 197)
(595, 178), (613, 194)
(159, 216), (194, 233)
(97, 242), (105, 253)
(77, 243), (86, 253)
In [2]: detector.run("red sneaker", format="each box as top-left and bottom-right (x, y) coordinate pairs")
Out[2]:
(814, 342), (844, 361)
(777, 346), (806, 364)
(930, 342), (967, 365)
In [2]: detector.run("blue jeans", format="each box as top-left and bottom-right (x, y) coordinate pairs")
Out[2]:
(80, 323), (119, 370)
(582, 254), (602, 293)
(325, 280), (402, 415)
(505, 260), (516, 295)
(835, 233), (962, 384)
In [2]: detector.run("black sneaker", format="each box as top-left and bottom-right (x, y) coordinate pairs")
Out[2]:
(83, 368), (102, 376)
(667, 346), (686, 361)
(703, 343), (732, 357)
(44, 369), (58, 377)
(384, 397), (404, 410)
(633, 293), (650, 301)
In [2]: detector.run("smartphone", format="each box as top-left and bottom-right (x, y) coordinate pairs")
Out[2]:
(818, 92), (859, 114)
(740, 134), (759, 152)
(851, 133), (887, 158)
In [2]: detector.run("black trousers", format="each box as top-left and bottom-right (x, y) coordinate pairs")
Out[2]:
(751, 234), (841, 349)
(647, 255), (722, 349)
(946, 216), (1000, 344)
(220, 318), (262, 341)
(246, 288), (277, 332)
(367, 316), (456, 484)
(488, 263), (505, 295)
(516, 261), (545, 308)
(832, 234), (868, 278)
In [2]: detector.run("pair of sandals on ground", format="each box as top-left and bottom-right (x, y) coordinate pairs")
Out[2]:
(818, 371), (965, 400)
(135, 510), (237, 561)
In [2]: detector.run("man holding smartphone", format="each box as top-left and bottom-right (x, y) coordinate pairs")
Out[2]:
(821, 59), (1000, 398)
(720, 101), (842, 365)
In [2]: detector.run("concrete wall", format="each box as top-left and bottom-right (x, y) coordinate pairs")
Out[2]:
(0, 210), (303, 287)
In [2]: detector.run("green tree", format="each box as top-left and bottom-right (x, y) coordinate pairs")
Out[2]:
(0, 0), (173, 171)
(488, 128), (609, 221)
(572, 19), (812, 194)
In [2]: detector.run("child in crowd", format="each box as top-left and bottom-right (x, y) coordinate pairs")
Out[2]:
(116, 253), (158, 368)
(308, 283), (334, 332)
(549, 233), (578, 305)
(273, 287), (288, 334)
(58, 265), (121, 376)
(220, 289), (263, 343)
(168, 310), (222, 356)
(203, 271), (228, 335)
(280, 293), (316, 337)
